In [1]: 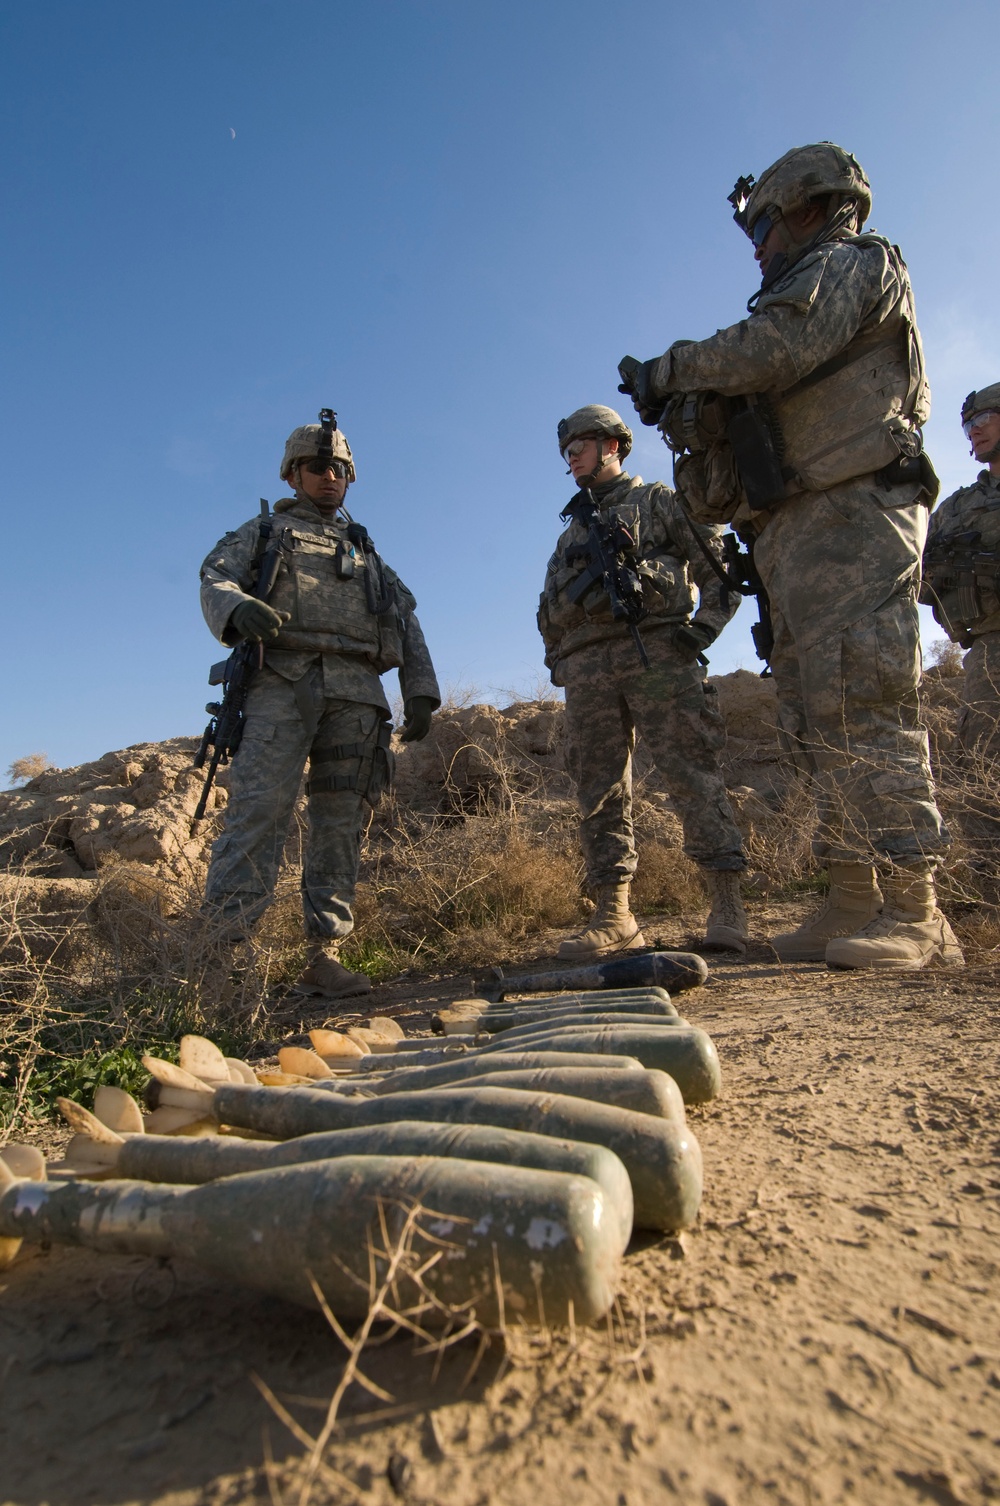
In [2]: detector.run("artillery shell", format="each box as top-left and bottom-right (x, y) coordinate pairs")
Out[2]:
(212, 1083), (702, 1232)
(115, 1120), (634, 1249)
(447, 1067), (686, 1123)
(475, 1025), (722, 1104)
(476, 952), (708, 1002)
(0, 1156), (623, 1326)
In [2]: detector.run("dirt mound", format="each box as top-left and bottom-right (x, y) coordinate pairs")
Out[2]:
(0, 740), (217, 879)
(0, 676), (790, 880)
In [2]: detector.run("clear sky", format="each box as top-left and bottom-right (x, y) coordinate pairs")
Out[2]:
(2, 0), (997, 779)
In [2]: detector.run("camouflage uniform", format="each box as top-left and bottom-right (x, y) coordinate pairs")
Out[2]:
(539, 470), (746, 886)
(200, 494), (439, 941)
(624, 142), (961, 968)
(645, 222), (946, 869)
(922, 401), (1000, 865)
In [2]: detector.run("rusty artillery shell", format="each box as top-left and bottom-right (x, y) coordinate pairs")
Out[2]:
(212, 1083), (702, 1232)
(462, 1001), (681, 1035)
(114, 1120), (634, 1249)
(476, 952), (708, 1002)
(316, 1050), (644, 1095)
(0, 1155), (621, 1325)
(474, 1025), (721, 1103)
(478, 1013), (687, 1042)
(442, 1067), (686, 1123)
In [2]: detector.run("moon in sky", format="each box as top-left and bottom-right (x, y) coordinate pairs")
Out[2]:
(229, 127), (236, 139)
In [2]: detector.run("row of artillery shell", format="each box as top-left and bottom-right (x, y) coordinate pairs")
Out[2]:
(0, 985), (717, 1326)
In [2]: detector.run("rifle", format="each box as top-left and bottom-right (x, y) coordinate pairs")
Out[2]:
(563, 489), (650, 668)
(192, 500), (284, 827)
(922, 529), (1000, 641)
(678, 509), (773, 675)
(721, 530), (774, 672)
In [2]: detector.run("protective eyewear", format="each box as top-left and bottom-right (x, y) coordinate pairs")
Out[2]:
(962, 410), (1000, 438)
(302, 457), (350, 477)
(749, 211), (777, 250)
(561, 435), (597, 462)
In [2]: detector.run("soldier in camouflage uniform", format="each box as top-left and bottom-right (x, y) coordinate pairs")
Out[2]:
(538, 404), (749, 958)
(200, 415), (440, 998)
(621, 142), (961, 970)
(921, 384), (1000, 868)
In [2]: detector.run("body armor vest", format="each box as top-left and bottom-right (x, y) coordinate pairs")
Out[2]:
(768, 236), (929, 493)
(267, 521), (404, 671)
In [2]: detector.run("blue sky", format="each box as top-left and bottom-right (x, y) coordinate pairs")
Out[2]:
(2, 0), (997, 778)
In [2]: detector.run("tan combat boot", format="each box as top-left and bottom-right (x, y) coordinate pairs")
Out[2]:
(292, 944), (373, 999)
(701, 869), (749, 955)
(825, 867), (965, 970)
(556, 882), (646, 960)
(771, 862), (883, 963)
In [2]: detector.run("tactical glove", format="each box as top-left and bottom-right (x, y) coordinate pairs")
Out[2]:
(230, 600), (288, 643)
(400, 696), (435, 744)
(617, 355), (665, 427)
(672, 622), (716, 657)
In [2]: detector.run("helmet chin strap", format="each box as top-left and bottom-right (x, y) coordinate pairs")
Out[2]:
(570, 440), (613, 489)
(976, 438), (1000, 463)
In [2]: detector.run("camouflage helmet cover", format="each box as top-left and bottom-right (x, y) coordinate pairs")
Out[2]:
(280, 423), (356, 482)
(556, 404), (633, 461)
(961, 383), (1000, 425)
(737, 142), (872, 238)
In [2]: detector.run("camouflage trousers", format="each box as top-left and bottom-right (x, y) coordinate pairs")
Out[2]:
(755, 479), (948, 866)
(561, 630), (747, 888)
(956, 633), (1000, 867)
(204, 666), (392, 940)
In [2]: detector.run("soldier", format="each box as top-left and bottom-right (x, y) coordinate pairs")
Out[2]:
(921, 384), (1000, 868)
(199, 413), (440, 998)
(538, 404), (749, 958)
(619, 142), (962, 970)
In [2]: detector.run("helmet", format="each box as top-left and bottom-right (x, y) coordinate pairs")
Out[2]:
(961, 383), (1000, 425)
(280, 419), (356, 483)
(556, 404), (633, 461)
(732, 142), (872, 240)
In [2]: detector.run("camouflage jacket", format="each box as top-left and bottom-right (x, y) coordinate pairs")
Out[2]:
(200, 495), (440, 714)
(653, 232), (929, 520)
(537, 471), (737, 681)
(921, 471), (1000, 641)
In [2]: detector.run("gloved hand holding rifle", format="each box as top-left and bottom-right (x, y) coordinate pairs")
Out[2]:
(192, 501), (287, 826)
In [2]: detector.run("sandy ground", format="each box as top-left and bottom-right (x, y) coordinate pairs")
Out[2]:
(2, 898), (999, 1506)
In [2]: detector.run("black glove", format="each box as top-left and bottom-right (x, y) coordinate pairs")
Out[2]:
(672, 621), (716, 657)
(230, 600), (288, 643)
(400, 696), (435, 743)
(617, 354), (665, 426)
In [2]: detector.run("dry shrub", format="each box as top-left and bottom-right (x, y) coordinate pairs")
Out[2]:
(6, 752), (52, 787)
(631, 841), (706, 915)
(352, 817), (581, 969)
(731, 780), (817, 887)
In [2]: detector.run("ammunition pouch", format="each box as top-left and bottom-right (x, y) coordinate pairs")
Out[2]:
(874, 449), (940, 506)
(664, 391), (788, 520)
(726, 397), (788, 511)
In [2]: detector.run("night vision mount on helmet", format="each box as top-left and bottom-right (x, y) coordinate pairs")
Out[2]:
(280, 409), (357, 483)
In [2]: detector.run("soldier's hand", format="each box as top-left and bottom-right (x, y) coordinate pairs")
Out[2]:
(400, 697), (435, 743)
(231, 600), (288, 643)
(617, 355), (664, 426)
(672, 622), (716, 657)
